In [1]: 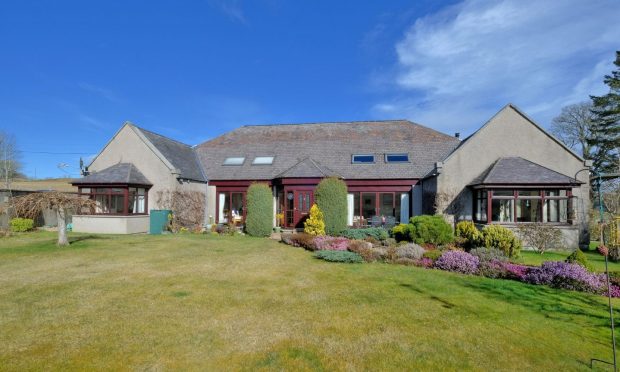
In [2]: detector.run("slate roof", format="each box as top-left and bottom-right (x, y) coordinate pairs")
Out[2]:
(275, 158), (342, 178)
(72, 163), (152, 185)
(135, 126), (206, 182)
(194, 120), (460, 180)
(469, 157), (581, 186)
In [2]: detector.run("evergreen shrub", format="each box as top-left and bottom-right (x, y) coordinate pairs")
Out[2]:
(315, 177), (348, 235)
(245, 183), (273, 237)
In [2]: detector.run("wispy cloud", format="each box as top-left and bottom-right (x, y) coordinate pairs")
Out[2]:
(78, 82), (120, 103)
(78, 114), (110, 131)
(373, 0), (620, 134)
(208, 0), (247, 24)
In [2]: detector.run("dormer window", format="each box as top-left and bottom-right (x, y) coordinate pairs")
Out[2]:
(252, 156), (274, 165)
(385, 153), (409, 163)
(223, 157), (245, 166)
(352, 154), (375, 164)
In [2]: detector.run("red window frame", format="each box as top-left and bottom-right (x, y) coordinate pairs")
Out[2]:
(77, 185), (150, 216)
(473, 188), (572, 225)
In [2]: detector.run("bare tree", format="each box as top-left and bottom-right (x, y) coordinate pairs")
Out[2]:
(0, 131), (23, 188)
(156, 189), (205, 232)
(601, 178), (620, 216)
(517, 223), (564, 254)
(8, 192), (95, 245)
(550, 102), (595, 159)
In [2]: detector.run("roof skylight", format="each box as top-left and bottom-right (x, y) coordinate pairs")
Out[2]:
(252, 156), (274, 165)
(385, 153), (409, 163)
(352, 154), (375, 164)
(223, 157), (245, 165)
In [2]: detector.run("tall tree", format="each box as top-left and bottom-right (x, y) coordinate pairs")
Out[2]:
(589, 51), (620, 174)
(0, 130), (23, 187)
(550, 101), (595, 159)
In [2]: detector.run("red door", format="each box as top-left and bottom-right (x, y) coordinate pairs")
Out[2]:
(293, 190), (313, 228)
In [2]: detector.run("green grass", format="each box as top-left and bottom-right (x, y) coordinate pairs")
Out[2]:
(1, 232), (619, 370)
(520, 245), (620, 273)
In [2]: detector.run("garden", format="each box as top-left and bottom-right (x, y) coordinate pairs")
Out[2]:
(276, 178), (620, 300)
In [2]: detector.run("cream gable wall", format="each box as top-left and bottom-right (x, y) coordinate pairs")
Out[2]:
(436, 105), (590, 247)
(89, 124), (194, 211)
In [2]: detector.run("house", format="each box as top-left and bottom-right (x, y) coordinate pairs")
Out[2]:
(70, 104), (591, 248)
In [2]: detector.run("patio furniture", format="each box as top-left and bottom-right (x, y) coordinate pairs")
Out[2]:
(369, 216), (382, 227)
(384, 216), (396, 228)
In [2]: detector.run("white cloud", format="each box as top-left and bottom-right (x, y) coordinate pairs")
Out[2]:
(373, 0), (620, 135)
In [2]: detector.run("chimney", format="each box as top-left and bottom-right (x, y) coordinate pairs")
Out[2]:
(454, 132), (460, 139)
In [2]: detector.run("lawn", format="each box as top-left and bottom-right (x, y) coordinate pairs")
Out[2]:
(1, 232), (619, 371)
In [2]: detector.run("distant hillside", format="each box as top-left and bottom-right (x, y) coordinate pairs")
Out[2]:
(5, 178), (77, 193)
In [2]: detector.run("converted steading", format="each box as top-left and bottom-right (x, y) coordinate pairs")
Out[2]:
(71, 104), (591, 248)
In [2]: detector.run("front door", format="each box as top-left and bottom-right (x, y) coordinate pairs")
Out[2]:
(293, 190), (313, 228)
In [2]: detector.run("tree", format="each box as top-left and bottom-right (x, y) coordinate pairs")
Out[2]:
(0, 130), (23, 187)
(314, 177), (347, 235)
(589, 51), (620, 174)
(550, 101), (595, 159)
(155, 189), (205, 231)
(516, 223), (563, 255)
(8, 192), (95, 245)
(245, 183), (273, 237)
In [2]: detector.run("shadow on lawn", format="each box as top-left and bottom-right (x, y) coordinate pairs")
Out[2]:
(399, 283), (456, 309)
(69, 234), (107, 244)
(457, 279), (616, 347)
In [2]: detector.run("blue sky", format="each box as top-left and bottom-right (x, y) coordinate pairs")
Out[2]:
(1, 0), (619, 178)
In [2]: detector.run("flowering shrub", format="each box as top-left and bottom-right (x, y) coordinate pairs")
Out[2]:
(470, 248), (509, 278)
(605, 284), (620, 298)
(313, 236), (349, 251)
(434, 250), (479, 275)
(503, 263), (529, 281)
(415, 257), (434, 268)
(283, 233), (316, 251)
(525, 261), (604, 293)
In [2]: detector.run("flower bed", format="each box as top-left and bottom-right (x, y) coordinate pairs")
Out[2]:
(279, 233), (620, 298)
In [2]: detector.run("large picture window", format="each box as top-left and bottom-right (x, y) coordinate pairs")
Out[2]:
(78, 186), (149, 215)
(474, 188), (571, 224)
(218, 191), (246, 224)
(350, 191), (406, 226)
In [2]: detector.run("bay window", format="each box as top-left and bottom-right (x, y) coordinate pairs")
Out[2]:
(78, 186), (149, 215)
(474, 188), (571, 224)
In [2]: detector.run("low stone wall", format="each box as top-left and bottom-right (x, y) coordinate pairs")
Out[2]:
(72, 215), (149, 234)
(474, 223), (581, 250)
